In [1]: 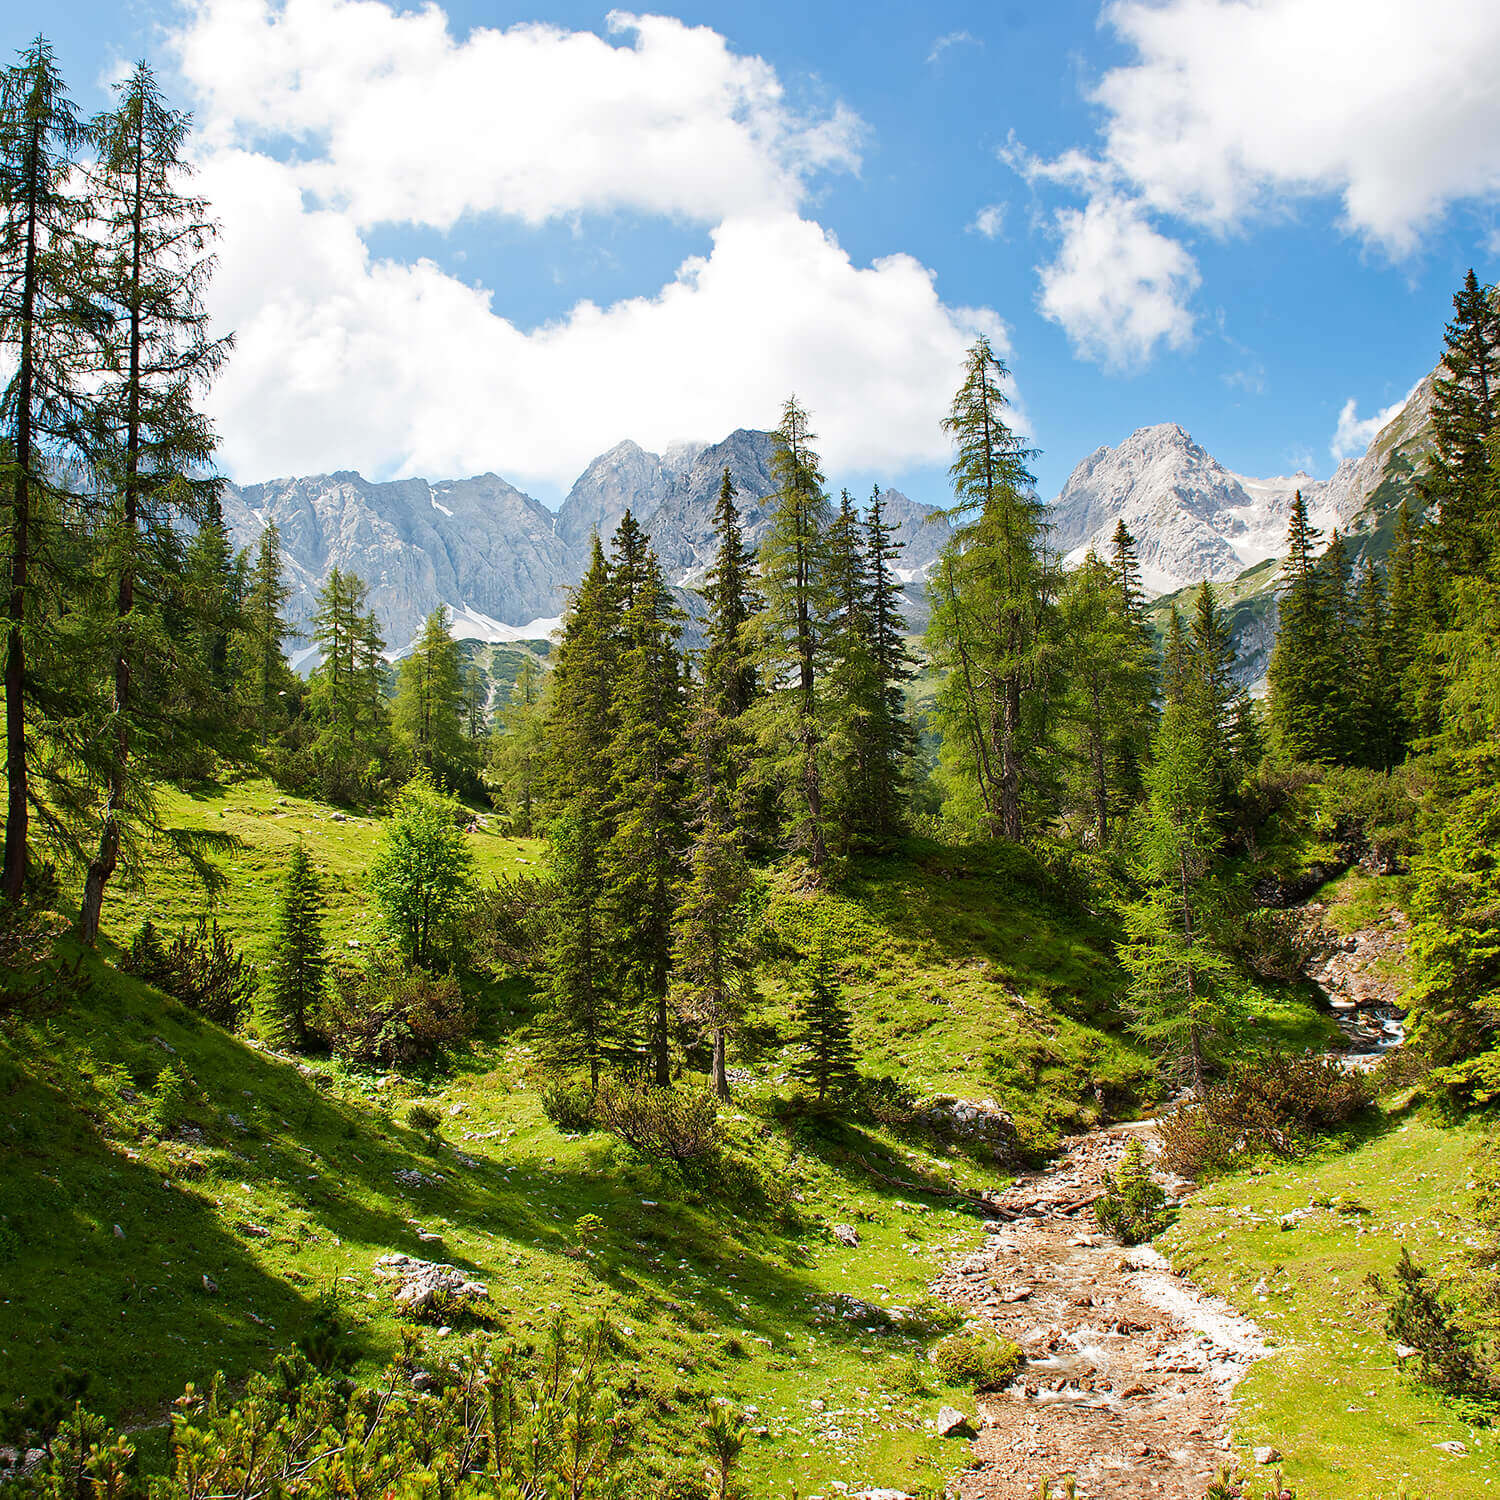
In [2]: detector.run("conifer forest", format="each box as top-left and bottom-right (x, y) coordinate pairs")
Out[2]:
(2, 30), (1500, 1500)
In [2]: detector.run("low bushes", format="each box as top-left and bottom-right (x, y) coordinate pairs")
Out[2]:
(540, 1074), (599, 1133)
(1158, 1052), (1373, 1176)
(594, 1080), (720, 1167)
(931, 1326), (1022, 1390)
(1094, 1138), (1167, 1244)
(1369, 1248), (1498, 1398)
(313, 951), (471, 1067)
(123, 918), (257, 1028)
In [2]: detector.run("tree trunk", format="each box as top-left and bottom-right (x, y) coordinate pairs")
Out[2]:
(1000, 669), (1022, 842)
(653, 988), (669, 1087)
(711, 1027), (731, 1103)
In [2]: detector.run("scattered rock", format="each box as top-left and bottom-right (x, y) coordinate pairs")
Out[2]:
(201, 1274), (218, 1295)
(809, 1399), (826, 1412)
(1394, 1343), (1420, 1361)
(374, 1253), (488, 1315)
(936, 1405), (974, 1438)
(1253, 1447), (1281, 1465)
(832, 1224), (861, 1248)
(393, 1168), (445, 1190)
(112, 1224), (124, 1239)
(1434, 1441), (1467, 1455)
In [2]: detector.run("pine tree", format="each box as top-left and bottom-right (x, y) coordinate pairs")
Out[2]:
(78, 62), (232, 942)
(863, 485), (917, 840)
(670, 692), (755, 1102)
(753, 397), (833, 870)
(540, 811), (614, 1090)
(926, 336), (1057, 841)
(1351, 565), (1400, 773)
(393, 604), (467, 788)
(790, 941), (859, 1105)
(1119, 699), (1244, 1094)
(1427, 269), (1500, 578)
(543, 537), (616, 819)
(489, 654), (544, 835)
(1111, 520), (1147, 622)
(822, 488), (880, 850)
(602, 536), (687, 1085)
(0, 38), (92, 901)
(702, 467), (761, 720)
(307, 568), (388, 801)
(237, 522), (295, 749)
(262, 842), (326, 1050)
(1185, 583), (1239, 797)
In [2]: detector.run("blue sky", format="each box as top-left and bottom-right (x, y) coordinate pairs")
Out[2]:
(22, 0), (1500, 507)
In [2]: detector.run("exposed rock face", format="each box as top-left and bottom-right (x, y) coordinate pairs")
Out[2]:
(373, 1252), (489, 1315)
(224, 429), (948, 654)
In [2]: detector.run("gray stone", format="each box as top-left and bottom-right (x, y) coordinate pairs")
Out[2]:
(936, 1405), (973, 1438)
(1434, 1441), (1467, 1455)
(832, 1224), (860, 1247)
(1253, 1447), (1281, 1465)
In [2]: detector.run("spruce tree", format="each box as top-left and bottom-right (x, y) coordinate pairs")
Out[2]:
(1352, 565), (1400, 773)
(790, 941), (859, 1105)
(702, 467), (761, 720)
(489, 653), (544, 835)
(263, 842), (326, 1050)
(926, 336), (1057, 841)
(1119, 698), (1244, 1094)
(1162, 605), (1190, 707)
(1427, 269), (1500, 577)
(540, 811), (614, 1090)
(236, 522), (295, 749)
(543, 537), (616, 819)
(307, 568), (388, 801)
(863, 485), (917, 840)
(1269, 493), (1345, 763)
(602, 536), (687, 1085)
(1111, 520), (1147, 622)
(0, 38), (92, 901)
(670, 691), (756, 1102)
(393, 604), (467, 788)
(754, 397), (833, 871)
(78, 62), (232, 942)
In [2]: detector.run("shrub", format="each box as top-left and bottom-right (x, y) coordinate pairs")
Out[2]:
(859, 1074), (920, 1127)
(405, 1103), (442, 1134)
(1369, 1248), (1498, 1397)
(1158, 1052), (1374, 1176)
(1094, 1138), (1167, 1244)
(123, 918), (257, 1028)
(931, 1326), (1021, 1390)
(313, 951), (471, 1067)
(1317, 764), (1419, 870)
(540, 1074), (598, 1134)
(1237, 908), (1330, 982)
(594, 1080), (720, 1166)
(148, 1063), (196, 1136)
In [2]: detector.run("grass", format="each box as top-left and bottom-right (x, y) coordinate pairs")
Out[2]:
(1161, 1109), (1498, 1495)
(0, 776), (1174, 1495)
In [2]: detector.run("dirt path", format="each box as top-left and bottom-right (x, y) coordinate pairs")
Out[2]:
(933, 1122), (1267, 1499)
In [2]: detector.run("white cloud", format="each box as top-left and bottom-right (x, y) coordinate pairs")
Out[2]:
(1331, 382), (1420, 461)
(174, 0), (862, 229)
(927, 30), (980, 64)
(1035, 192), (1199, 370)
(168, 0), (1004, 487)
(970, 204), (1006, 239)
(1014, 0), (1500, 368)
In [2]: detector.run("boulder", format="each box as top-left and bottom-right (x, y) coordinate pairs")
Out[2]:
(1253, 1447), (1281, 1465)
(832, 1224), (860, 1247)
(936, 1405), (974, 1438)
(375, 1253), (488, 1315)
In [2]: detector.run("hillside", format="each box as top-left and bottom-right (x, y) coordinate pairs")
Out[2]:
(2, 780), (1167, 1496)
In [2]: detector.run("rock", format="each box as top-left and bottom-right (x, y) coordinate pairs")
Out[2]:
(981, 1220), (1006, 1234)
(1434, 1441), (1467, 1455)
(410, 1370), (440, 1393)
(809, 1399), (826, 1412)
(201, 1274), (218, 1295)
(1253, 1447), (1281, 1465)
(832, 1224), (860, 1247)
(1394, 1344), (1420, 1360)
(935, 1405), (974, 1438)
(851, 1491), (916, 1500)
(113, 1224), (124, 1239)
(374, 1252), (489, 1315)
(1252, 1278), (1269, 1296)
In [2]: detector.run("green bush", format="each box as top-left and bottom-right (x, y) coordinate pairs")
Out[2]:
(540, 1074), (598, 1134)
(313, 951), (471, 1067)
(405, 1103), (442, 1134)
(1158, 1052), (1374, 1176)
(931, 1326), (1021, 1390)
(1369, 1248), (1498, 1398)
(1316, 764), (1419, 869)
(594, 1080), (719, 1167)
(147, 1063), (196, 1136)
(123, 918), (257, 1029)
(1094, 1138), (1167, 1244)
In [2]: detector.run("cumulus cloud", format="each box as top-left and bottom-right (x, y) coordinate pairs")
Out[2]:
(1331, 382), (1420, 461)
(168, 0), (1003, 486)
(1035, 192), (1199, 370)
(1013, 0), (1500, 367)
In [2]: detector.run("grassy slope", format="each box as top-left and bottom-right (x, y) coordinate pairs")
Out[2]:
(0, 778), (1159, 1496)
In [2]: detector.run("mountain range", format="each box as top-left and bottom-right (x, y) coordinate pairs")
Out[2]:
(222, 429), (949, 655)
(223, 363), (1438, 684)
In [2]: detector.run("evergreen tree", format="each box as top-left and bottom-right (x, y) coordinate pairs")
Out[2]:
(1352, 565), (1400, 773)
(0, 38), (92, 901)
(1119, 698), (1244, 1094)
(307, 568), (388, 801)
(1185, 583), (1241, 797)
(753, 397), (833, 871)
(790, 941), (859, 1105)
(863, 486), (917, 839)
(702, 467), (760, 720)
(393, 604), (467, 788)
(543, 537), (616, 819)
(1162, 606), (1190, 707)
(1111, 520), (1147, 622)
(262, 842), (326, 1050)
(1427, 269), (1500, 577)
(540, 812), (613, 1090)
(926, 336), (1057, 840)
(462, 662), (488, 741)
(78, 62), (232, 942)
(670, 692), (756, 1102)
(601, 534), (687, 1085)
(822, 488), (880, 851)
(489, 654), (544, 836)
(236, 522), (295, 749)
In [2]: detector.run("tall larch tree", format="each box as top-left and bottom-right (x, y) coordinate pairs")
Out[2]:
(0, 38), (91, 901)
(926, 335), (1056, 841)
(78, 61), (231, 943)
